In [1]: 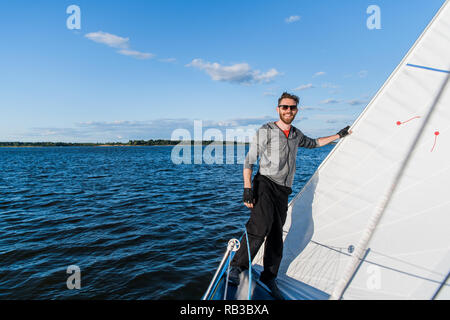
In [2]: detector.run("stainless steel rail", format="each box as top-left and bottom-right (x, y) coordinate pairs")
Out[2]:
(202, 239), (240, 300)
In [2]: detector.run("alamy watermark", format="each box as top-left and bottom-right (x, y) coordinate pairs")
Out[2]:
(367, 5), (381, 30)
(66, 265), (81, 290)
(170, 120), (280, 168)
(366, 265), (382, 290)
(66, 5), (81, 30)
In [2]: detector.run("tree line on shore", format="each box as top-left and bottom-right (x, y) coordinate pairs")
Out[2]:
(0, 140), (249, 147)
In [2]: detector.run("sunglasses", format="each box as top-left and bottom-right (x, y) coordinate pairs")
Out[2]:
(278, 105), (298, 111)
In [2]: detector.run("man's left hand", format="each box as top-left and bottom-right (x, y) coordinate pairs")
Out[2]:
(337, 126), (352, 138)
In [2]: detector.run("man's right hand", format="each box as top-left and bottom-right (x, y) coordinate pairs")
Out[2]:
(243, 188), (255, 208)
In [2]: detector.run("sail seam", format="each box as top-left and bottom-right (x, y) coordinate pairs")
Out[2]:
(406, 63), (450, 74)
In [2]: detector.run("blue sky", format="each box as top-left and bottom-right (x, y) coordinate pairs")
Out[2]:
(0, 0), (445, 142)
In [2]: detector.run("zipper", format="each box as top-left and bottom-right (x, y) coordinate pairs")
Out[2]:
(273, 122), (291, 186)
(285, 129), (290, 186)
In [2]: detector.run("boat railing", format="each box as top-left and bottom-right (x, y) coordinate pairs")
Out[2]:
(202, 238), (240, 300)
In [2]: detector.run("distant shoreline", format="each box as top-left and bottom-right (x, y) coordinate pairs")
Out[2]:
(0, 140), (251, 148)
(0, 140), (337, 148)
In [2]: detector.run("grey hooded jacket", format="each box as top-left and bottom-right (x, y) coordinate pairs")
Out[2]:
(244, 122), (319, 188)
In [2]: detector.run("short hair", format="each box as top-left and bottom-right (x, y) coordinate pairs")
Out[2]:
(278, 92), (299, 106)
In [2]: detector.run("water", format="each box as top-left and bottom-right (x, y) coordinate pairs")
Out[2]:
(0, 145), (333, 299)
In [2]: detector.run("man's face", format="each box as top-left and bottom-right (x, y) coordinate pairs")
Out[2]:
(277, 98), (298, 125)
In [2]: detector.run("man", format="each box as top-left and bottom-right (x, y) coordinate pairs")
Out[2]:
(229, 92), (352, 300)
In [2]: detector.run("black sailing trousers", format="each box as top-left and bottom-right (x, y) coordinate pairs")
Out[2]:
(231, 172), (292, 281)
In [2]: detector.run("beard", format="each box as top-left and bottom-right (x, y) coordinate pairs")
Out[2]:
(279, 113), (296, 125)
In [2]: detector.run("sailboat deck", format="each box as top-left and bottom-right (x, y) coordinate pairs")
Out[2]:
(209, 266), (329, 300)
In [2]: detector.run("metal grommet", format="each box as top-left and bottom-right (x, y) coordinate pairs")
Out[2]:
(228, 238), (240, 252)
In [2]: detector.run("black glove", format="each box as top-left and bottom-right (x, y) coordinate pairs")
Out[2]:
(243, 188), (255, 204)
(337, 126), (350, 138)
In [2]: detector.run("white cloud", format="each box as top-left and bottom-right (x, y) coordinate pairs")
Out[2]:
(319, 98), (368, 106)
(26, 117), (280, 142)
(85, 31), (129, 49)
(158, 58), (177, 63)
(263, 86), (280, 96)
(118, 49), (155, 60)
(358, 70), (368, 78)
(300, 106), (325, 111)
(320, 98), (341, 104)
(285, 15), (301, 23)
(311, 113), (356, 123)
(85, 31), (155, 60)
(347, 98), (369, 106)
(342, 70), (368, 79)
(186, 59), (281, 84)
(293, 83), (315, 91)
(329, 89), (341, 95)
(321, 83), (339, 89)
(313, 71), (326, 78)
(253, 68), (280, 82)
(22, 114), (360, 142)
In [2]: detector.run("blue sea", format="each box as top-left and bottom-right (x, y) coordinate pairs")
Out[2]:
(0, 145), (333, 299)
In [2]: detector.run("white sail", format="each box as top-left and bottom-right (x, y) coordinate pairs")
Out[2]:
(253, 0), (450, 299)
